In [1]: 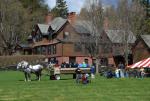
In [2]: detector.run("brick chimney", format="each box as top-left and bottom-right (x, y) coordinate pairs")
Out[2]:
(45, 13), (53, 25)
(67, 12), (76, 24)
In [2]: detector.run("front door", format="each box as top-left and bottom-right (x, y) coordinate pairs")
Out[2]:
(69, 57), (76, 63)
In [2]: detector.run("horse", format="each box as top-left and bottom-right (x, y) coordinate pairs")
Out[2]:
(17, 61), (44, 81)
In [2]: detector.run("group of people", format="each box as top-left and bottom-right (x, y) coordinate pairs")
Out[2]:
(61, 61), (90, 68)
(115, 62), (145, 78)
(115, 62), (126, 78)
(61, 62), (78, 68)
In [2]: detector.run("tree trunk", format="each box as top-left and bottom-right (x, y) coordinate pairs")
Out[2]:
(95, 58), (99, 74)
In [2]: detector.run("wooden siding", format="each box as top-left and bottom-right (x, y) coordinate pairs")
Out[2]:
(133, 40), (150, 62)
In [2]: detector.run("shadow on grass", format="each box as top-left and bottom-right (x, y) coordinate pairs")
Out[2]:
(60, 78), (74, 80)
(18, 79), (40, 81)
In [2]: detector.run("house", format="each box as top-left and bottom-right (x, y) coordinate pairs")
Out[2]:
(27, 13), (94, 65)
(22, 12), (136, 67)
(132, 35), (150, 62)
(15, 35), (33, 55)
(102, 30), (136, 66)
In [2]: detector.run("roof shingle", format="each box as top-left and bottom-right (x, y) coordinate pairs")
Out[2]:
(141, 35), (150, 48)
(37, 24), (50, 35)
(105, 30), (136, 44)
(51, 17), (67, 33)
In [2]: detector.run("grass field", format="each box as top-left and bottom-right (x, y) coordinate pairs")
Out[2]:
(0, 71), (150, 101)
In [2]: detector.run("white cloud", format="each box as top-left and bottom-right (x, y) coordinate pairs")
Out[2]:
(46, 0), (56, 9)
(65, 0), (85, 13)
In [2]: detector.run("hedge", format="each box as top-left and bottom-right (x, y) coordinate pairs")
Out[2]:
(0, 55), (46, 69)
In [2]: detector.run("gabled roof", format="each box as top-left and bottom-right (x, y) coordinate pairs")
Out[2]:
(141, 35), (150, 48)
(51, 17), (67, 33)
(105, 30), (136, 44)
(73, 21), (91, 34)
(37, 24), (50, 35)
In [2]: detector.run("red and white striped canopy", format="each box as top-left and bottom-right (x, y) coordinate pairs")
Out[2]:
(128, 57), (150, 68)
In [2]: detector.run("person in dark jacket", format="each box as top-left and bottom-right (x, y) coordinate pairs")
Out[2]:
(75, 67), (82, 83)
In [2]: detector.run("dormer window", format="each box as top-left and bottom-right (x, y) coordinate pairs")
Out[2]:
(63, 32), (70, 39)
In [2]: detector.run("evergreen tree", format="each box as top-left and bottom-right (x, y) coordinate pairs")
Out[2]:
(135, 0), (150, 34)
(139, 0), (150, 17)
(51, 0), (68, 18)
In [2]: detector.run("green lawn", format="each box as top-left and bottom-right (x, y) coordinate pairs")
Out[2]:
(0, 71), (150, 101)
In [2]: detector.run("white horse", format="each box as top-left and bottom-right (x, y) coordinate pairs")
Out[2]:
(17, 61), (43, 81)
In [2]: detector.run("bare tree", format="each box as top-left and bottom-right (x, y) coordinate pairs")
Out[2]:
(77, 0), (104, 74)
(0, 0), (28, 55)
(116, 0), (145, 65)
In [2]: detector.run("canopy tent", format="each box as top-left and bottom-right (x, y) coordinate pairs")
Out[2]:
(128, 57), (150, 68)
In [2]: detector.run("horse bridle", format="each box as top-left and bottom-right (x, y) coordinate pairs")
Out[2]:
(21, 62), (30, 69)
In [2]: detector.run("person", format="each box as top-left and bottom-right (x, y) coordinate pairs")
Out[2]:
(140, 68), (145, 78)
(90, 65), (95, 79)
(82, 62), (87, 68)
(125, 68), (129, 78)
(74, 62), (79, 68)
(75, 67), (82, 83)
(70, 62), (74, 68)
(118, 62), (125, 78)
(115, 68), (120, 78)
(78, 63), (83, 68)
(61, 62), (66, 68)
(65, 62), (70, 68)
(82, 73), (89, 84)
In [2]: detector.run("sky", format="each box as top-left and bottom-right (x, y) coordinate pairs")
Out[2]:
(45, 0), (118, 13)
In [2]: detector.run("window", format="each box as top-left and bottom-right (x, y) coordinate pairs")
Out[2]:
(53, 44), (56, 54)
(42, 46), (46, 55)
(48, 45), (51, 55)
(35, 30), (42, 42)
(37, 46), (41, 54)
(74, 43), (82, 52)
(51, 44), (56, 54)
(33, 48), (37, 54)
(63, 32), (70, 39)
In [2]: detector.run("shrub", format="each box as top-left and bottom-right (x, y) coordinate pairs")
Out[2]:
(0, 55), (46, 70)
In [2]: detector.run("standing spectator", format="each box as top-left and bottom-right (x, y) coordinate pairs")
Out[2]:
(140, 68), (145, 78)
(115, 68), (120, 78)
(137, 69), (141, 78)
(125, 68), (129, 78)
(75, 67), (82, 83)
(90, 65), (95, 78)
(118, 62), (125, 78)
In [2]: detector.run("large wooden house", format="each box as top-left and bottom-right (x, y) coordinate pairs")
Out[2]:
(22, 12), (136, 67)
(25, 16), (94, 65)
